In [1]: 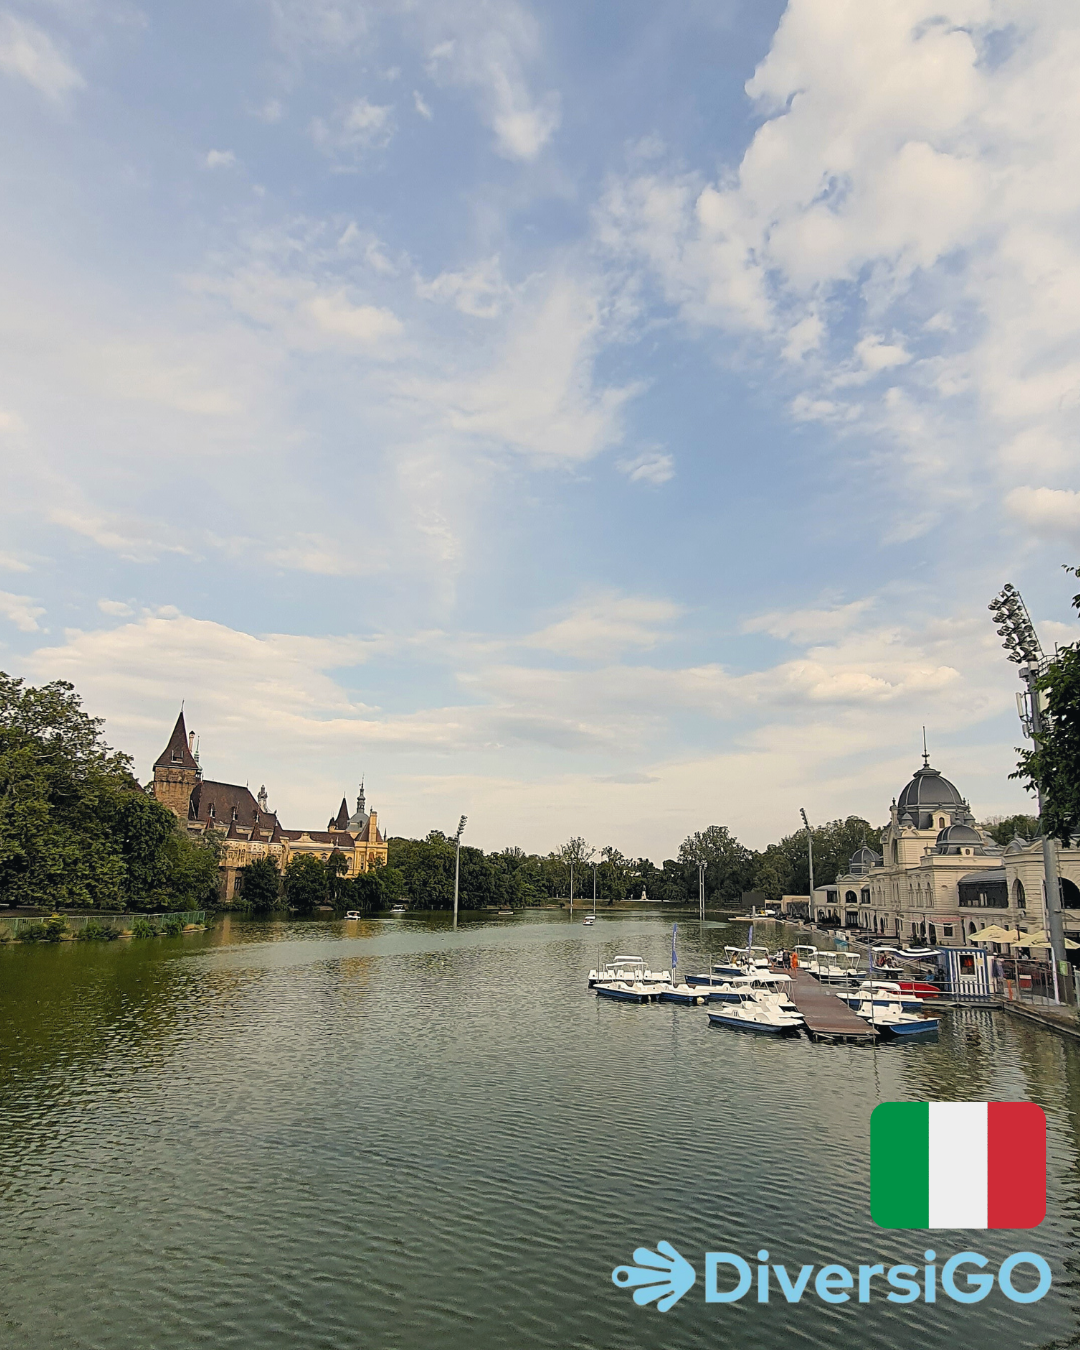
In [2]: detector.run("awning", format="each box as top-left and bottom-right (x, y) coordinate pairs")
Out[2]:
(968, 925), (1021, 943)
(1014, 930), (1080, 950)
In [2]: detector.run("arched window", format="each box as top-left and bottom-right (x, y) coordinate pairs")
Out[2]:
(939, 817), (945, 829)
(845, 890), (858, 904)
(1013, 878), (1026, 909)
(1062, 878), (1080, 910)
(891, 840), (899, 864)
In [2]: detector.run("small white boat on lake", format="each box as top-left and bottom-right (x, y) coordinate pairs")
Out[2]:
(343, 910), (362, 921)
(838, 980), (927, 1013)
(588, 955), (671, 987)
(802, 948), (862, 982)
(850, 994), (939, 1040)
(708, 994), (804, 1036)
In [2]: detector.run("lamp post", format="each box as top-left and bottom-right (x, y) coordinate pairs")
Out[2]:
(988, 585), (1066, 1001)
(698, 859), (706, 927)
(800, 808), (815, 927)
(592, 859), (598, 918)
(452, 815), (467, 929)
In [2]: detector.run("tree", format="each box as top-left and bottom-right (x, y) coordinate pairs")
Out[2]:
(979, 814), (1041, 847)
(239, 855), (281, 912)
(282, 853), (327, 913)
(751, 816), (880, 901)
(1014, 567), (1080, 845)
(678, 825), (756, 907)
(0, 673), (218, 911)
(558, 836), (594, 901)
(325, 851), (349, 908)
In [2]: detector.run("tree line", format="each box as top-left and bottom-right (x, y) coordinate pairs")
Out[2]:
(233, 817), (893, 914)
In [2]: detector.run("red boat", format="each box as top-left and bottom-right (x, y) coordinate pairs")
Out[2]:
(897, 980), (940, 999)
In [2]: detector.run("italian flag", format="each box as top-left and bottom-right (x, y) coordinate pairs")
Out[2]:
(871, 1101), (1045, 1229)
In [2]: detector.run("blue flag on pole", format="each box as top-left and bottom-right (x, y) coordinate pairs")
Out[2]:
(748, 923), (754, 951)
(671, 923), (678, 971)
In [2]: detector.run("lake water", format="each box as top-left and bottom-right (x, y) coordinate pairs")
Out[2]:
(2, 910), (1078, 1350)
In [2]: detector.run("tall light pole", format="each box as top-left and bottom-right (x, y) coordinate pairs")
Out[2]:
(989, 584), (1066, 1000)
(452, 815), (467, 929)
(697, 859), (706, 927)
(592, 859), (598, 917)
(800, 808), (814, 926)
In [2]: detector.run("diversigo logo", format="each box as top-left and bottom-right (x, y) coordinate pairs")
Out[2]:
(612, 1101), (1050, 1313)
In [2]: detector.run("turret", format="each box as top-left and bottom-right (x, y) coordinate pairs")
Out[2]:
(152, 709), (201, 819)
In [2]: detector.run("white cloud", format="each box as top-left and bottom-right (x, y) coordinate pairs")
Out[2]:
(0, 551), (30, 572)
(413, 89), (432, 119)
(205, 149), (236, 169)
(524, 592), (683, 656)
(97, 599), (133, 616)
(616, 450), (675, 485)
(417, 256), (510, 318)
(312, 98), (394, 157)
(0, 589), (44, 632)
(0, 14), (84, 100)
(406, 277), (638, 463)
(1005, 485), (1080, 539)
(425, 7), (559, 161)
(305, 291), (402, 344)
(50, 508), (192, 562)
(744, 597), (876, 644)
(597, 0), (1080, 545)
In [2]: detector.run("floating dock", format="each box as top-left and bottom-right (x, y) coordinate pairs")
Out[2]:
(789, 970), (878, 1045)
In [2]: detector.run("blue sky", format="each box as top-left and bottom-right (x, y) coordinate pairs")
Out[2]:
(2, 0), (1079, 856)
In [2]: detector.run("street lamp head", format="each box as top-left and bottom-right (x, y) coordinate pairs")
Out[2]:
(455, 815), (467, 841)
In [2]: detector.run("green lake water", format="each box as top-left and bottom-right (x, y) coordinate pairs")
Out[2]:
(1, 910), (1078, 1350)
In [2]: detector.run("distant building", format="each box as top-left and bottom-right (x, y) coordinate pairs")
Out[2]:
(812, 752), (1080, 946)
(151, 710), (388, 901)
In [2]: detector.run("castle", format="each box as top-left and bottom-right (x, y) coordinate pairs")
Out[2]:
(151, 710), (388, 901)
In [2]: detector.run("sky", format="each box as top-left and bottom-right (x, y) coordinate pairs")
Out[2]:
(1, 0), (1079, 858)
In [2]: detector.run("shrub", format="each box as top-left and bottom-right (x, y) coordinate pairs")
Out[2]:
(43, 914), (67, 942)
(130, 917), (156, 938)
(20, 922), (49, 942)
(76, 920), (121, 941)
(160, 915), (184, 937)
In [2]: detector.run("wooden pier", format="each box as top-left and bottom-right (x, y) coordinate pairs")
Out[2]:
(789, 970), (878, 1045)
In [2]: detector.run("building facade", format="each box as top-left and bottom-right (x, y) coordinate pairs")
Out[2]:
(811, 753), (1080, 948)
(151, 710), (388, 900)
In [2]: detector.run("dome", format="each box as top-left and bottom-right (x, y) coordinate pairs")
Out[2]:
(848, 845), (881, 876)
(933, 822), (988, 856)
(896, 762), (965, 829)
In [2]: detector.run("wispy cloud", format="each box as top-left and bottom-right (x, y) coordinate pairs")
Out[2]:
(0, 14), (83, 101)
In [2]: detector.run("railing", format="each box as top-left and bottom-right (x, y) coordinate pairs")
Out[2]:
(0, 911), (207, 939)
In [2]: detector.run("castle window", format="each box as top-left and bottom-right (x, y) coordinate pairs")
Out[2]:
(1014, 879), (1026, 909)
(939, 818), (945, 829)
(943, 925), (954, 937)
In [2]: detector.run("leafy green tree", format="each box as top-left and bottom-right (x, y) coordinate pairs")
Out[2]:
(282, 853), (327, 913)
(239, 855), (282, 912)
(0, 673), (218, 911)
(678, 825), (756, 907)
(1014, 568), (1080, 844)
(325, 851), (349, 908)
(979, 814), (1041, 846)
(751, 816), (880, 901)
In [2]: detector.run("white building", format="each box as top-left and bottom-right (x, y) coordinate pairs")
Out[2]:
(812, 754), (1080, 947)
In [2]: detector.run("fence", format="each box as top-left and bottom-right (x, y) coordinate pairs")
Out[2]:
(0, 911), (207, 940)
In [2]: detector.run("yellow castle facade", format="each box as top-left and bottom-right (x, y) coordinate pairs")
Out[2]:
(151, 710), (388, 901)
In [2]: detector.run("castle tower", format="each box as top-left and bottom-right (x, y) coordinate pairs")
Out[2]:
(152, 710), (201, 820)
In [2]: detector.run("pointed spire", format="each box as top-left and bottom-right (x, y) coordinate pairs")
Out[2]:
(154, 709), (199, 770)
(334, 796), (350, 831)
(356, 778), (366, 814)
(921, 726), (930, 768)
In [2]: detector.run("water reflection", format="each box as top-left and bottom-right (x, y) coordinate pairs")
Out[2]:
(0, 911), (1078, 1350)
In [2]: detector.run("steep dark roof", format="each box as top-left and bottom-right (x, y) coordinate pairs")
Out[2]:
(330, 797), (350, 831)
(189, 779), (262, 828)
(154, 710), (199, 771)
